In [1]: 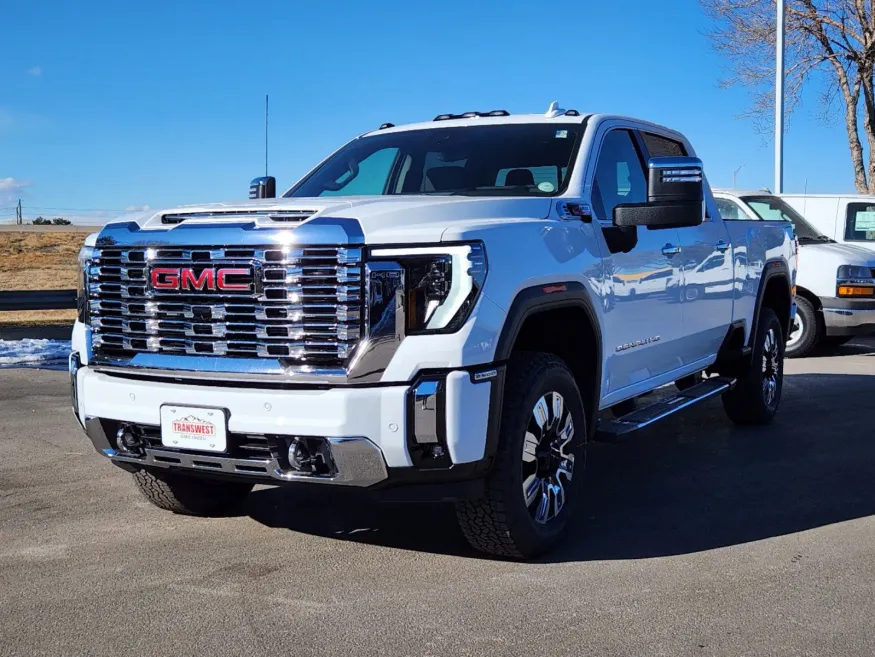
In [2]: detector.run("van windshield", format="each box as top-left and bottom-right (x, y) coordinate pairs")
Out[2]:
(741, 195), (832, 243)
(284, 123), (583, 198)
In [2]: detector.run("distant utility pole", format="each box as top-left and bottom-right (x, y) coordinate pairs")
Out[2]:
(775, 0), (785, 194)
(733, 164), (746, 188)
(265, 94), (269, 176)
(16, 199), (22, 225)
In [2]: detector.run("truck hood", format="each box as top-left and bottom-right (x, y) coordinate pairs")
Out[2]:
(107, 196), (554, 244)
(800, 241), (875, 266)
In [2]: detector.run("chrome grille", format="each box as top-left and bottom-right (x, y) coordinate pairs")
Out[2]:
(88, 245), (362, 364)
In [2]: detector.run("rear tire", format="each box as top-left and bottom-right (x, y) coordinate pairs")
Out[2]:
(455, 353), (587, 559)
(722, 307), (784, 426)
(133, 469), (253, 516)
(785, 296), (820, 358)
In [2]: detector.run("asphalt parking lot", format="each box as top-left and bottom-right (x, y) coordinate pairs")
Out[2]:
(2, 344), (875, 657)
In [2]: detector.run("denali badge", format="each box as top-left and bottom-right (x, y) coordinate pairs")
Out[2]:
(616, 336), (661, 352)
(149, 267), (250, 292)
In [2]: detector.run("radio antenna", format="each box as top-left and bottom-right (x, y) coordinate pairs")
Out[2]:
(264, 94), (269, 176)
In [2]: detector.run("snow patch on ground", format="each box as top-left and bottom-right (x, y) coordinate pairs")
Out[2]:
(0, 339), (70, 369)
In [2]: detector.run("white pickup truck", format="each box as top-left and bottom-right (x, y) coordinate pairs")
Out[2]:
(70, 104), (796, 558)
(715, 190), (875, 357)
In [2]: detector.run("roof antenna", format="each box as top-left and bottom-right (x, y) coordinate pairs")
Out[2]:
(545, 100), (566, 118)
(264, 94), (269, 176)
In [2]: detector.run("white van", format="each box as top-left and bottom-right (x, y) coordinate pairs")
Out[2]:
(714, 190), (875, 357)
(782, 194), (875, 251)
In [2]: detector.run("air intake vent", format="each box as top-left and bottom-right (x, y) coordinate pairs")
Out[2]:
(161, 210), (315, 225)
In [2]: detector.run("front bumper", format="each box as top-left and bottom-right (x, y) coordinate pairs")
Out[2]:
(821, 297), (875, 336)
(71, 357), (500, 490)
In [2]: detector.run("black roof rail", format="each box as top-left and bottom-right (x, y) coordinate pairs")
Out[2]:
(379, 122), (395, 129)
(433, 110), (510, 121)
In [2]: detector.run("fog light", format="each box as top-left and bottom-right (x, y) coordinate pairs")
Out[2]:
(116, 425), (144, 455)
(288, 438), (313, 472)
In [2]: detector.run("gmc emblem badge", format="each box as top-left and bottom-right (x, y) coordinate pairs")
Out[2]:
(149, 267), (251, 292)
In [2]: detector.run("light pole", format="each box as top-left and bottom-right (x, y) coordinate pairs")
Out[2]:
(775, 0), (785, 194)
(733, 164), (746, 188)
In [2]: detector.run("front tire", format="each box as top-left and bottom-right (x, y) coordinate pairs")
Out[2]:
(133, 469), (253, 516)
(722, 307), (784, 426)
(455, 353), (586, 559)
(785, 297), (820, 358)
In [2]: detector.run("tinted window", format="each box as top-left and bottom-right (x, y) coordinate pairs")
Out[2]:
(845, 202), (875, 242)
(592, 130), (646, 221)
(642, 132), (686, 158)
(716, 198), (748, 221)
(287, 124), (583, 198)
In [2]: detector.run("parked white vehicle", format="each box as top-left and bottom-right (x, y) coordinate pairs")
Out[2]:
(782, 194), (875, 252)
(715, 190), (875, 357)
(71, 107), (796, 558)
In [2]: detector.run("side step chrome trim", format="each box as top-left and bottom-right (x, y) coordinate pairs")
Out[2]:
(595, 376), (734, 442)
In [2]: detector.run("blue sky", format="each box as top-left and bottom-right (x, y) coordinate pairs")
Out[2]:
(0, 0), (858, 224)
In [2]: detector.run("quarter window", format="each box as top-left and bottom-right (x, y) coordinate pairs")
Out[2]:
(592, 130), (647, 222)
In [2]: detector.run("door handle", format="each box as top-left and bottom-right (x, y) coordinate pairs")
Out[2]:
(662, 245), (681, 256)
(715, 240), (730, 252)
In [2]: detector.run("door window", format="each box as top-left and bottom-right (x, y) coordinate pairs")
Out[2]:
(845, 202), (875, 242)
(592, 130), (647, 222)
(716, 198), (749, 221)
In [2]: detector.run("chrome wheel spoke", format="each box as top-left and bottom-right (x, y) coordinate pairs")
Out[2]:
(521, 390), (575, 525)
(523, 474), (542, 507)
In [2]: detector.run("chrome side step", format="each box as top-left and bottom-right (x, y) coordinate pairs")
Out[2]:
(595, 376), (734, 442)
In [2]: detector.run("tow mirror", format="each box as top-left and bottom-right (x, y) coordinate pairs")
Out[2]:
(613, 157), (705, 229)
(249, 176), (276, 199)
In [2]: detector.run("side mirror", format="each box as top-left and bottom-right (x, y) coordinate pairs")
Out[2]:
(613, 157), (705, 229)
(249, 176), (276, 199)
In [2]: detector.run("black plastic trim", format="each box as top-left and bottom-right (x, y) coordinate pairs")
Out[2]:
(819, 296), (875, 310)
(750, 259), (792, 344)
(494, 282), (602, 434)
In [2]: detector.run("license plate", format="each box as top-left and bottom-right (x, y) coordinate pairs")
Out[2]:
(160, 405), (228, 452)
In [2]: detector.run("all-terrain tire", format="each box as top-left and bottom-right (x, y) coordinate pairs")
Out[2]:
(722, 307), (784, 426)
(455, 353), (587, 559)
(133, 469), (253, 516)
(785, 296), (820, 358)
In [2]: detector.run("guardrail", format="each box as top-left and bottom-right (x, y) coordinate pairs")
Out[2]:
(0, 290), (77, 312)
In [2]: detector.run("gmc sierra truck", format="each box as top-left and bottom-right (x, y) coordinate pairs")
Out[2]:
(71, 104), (797, 558)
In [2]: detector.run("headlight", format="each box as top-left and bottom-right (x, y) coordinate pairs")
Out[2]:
(837, 265), (873, 280)
(369, 242), (487, 333)
(77, 244), (94, 323)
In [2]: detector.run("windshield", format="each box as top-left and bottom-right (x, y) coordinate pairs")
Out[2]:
(285, 123), (583, 198)
(741, 195), (830, 242)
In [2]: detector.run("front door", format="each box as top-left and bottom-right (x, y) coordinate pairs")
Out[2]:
(591, 128), (686, 404)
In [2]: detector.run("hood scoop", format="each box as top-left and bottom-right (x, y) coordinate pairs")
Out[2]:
(161, 209), (317, 225)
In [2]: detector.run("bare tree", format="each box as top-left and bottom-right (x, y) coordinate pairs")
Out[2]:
(701, 0), (875, 193)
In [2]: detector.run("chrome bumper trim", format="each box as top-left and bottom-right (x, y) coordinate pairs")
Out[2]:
(822, 307), (875, 330)
(82, 417), (388, 487)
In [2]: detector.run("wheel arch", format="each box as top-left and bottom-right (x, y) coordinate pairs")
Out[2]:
(494, 282), (602, 435)
(751, 261), (793, 344)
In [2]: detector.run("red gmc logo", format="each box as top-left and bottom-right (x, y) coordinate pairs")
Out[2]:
(150, 268), (250, 291)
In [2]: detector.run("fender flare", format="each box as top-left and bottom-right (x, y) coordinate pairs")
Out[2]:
(492, 282), (603, 436)
(750, 260), (792, 344)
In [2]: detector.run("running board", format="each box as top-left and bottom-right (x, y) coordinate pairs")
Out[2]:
(595, 377), (734, 442)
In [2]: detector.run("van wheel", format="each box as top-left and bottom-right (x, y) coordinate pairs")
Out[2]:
(722, 307), (784, 426)
(455, 353), (586, 559)
(785, 297), (820, 358)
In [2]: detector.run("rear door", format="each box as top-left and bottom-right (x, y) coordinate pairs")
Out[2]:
(641, 132), (734, 364)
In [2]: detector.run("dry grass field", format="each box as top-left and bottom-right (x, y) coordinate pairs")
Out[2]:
(0, 231), (88, 325)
